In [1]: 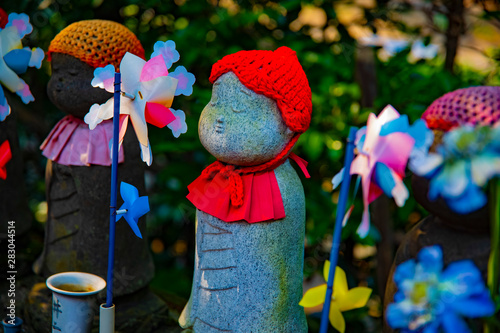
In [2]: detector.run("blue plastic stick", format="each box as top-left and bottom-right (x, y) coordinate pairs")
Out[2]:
(105, 72), (121, 308)
(319, 126), (358, 333)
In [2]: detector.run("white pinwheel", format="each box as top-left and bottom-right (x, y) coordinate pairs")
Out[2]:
(0, 12), (44, 121)
(85, 52), (178, 165)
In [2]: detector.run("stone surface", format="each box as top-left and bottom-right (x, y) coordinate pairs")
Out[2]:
(180, 72), (307, 332)
(198, 72), (294, 166)
(35, 54), (154, 296)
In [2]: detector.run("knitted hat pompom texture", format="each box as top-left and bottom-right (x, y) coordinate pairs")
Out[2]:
(48, 20), (145, 70)
(422, 86), (500, 131)
(209, 46), (313, 134)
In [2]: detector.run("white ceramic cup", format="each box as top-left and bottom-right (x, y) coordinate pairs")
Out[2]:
(46, 272), (106, 333)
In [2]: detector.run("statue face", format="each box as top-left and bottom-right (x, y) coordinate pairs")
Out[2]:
(199, 72), (294, 166)
(47, 53), (112, 119)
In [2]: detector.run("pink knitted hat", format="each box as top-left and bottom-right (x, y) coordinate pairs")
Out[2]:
(422, 86), (500, 131)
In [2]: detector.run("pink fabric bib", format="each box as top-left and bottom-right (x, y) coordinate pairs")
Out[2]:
(40, 115), (124, 166)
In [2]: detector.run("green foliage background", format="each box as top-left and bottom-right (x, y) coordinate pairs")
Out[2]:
(3, 0), (499, 331)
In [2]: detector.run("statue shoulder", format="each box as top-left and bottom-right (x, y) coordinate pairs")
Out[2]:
(274, 159), (305, 215)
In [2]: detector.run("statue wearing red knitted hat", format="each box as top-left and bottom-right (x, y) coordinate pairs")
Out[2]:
(181, 47), (311, 332)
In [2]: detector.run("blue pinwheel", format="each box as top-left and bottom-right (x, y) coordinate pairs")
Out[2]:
(116, 181), (149, 239)
(387, 245), (494, 332)
(410, 125), (500, 214)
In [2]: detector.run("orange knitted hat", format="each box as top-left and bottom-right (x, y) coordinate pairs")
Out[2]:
(422, 86), (500, 131)
(209, 46), (312, 133)
(47, 20), (145, 70)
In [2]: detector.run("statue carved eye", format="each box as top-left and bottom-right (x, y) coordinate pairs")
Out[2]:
(231, 98), (245, 113)
(210, 82), (220, 106)
(232, 101), (243, 113)
(231, 88), (250, 113)
(68, 68), (79, 76)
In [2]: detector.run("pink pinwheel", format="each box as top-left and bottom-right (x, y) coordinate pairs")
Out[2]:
(85, 53), (179, 165)
(350, 106), (417, 237)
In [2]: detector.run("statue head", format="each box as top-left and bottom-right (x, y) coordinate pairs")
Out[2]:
(199, 47), (312, 166)
(46, 20), (144, 118)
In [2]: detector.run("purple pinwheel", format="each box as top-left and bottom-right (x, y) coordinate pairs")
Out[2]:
(116, 182), (149, 239)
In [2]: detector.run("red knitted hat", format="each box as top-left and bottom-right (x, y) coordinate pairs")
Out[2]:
(422, 86), (500, 131)
(209, 46), (312, 133)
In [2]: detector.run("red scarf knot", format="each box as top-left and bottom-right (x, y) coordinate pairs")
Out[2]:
(202, 161), (244, 208)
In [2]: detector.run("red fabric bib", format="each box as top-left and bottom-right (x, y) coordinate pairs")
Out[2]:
(187, 153), (309, 223)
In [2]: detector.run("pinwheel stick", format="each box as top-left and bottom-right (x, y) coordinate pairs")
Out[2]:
(320, 127), (358, 333)
(105, 72), (121, 308)
(487, 179), (500, 333)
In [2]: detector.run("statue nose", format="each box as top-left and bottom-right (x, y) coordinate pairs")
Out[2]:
(55, 81), (64, 92)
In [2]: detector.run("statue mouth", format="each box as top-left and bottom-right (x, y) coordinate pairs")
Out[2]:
(215, 124), (225, 133)
(215, 116), (225, 133)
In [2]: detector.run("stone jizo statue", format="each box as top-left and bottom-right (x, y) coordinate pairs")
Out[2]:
(181, 47), (312, 332)
(35, 20), (154, 297)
